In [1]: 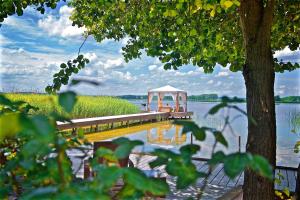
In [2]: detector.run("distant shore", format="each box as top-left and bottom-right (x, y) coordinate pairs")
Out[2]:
(2, 92), (299, 104)
(118, 94), (300, 104)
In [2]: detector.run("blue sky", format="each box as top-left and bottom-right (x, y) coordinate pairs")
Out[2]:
(0, 3), (299, 97)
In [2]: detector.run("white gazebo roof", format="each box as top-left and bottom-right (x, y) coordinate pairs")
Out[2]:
(149, 85), (185, 93)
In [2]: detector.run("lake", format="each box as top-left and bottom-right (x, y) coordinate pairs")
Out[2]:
(86, 101), (300, 168)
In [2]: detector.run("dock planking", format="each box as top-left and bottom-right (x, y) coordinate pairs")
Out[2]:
(56, 111), (193, 130)
(128, 154), (298, 193)
(69, 153), (298, 199)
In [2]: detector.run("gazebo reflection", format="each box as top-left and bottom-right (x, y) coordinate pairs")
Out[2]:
(147, 124), (187, 145)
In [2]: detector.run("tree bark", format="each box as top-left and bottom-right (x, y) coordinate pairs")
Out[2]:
(240, 0), (276, 199)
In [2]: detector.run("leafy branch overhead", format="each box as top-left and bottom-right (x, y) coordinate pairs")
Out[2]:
(45, 55), (89, 94)
(0, 0), (65, 23)
(70, 0), (299, 72)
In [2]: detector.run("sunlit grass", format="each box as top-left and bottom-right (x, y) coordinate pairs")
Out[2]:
(4, 93), (140, 119)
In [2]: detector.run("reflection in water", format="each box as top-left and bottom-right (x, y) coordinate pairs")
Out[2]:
(84, 102), (300, 167)
(85, 121), (183, 143)
(147, 124), (186, 145)
(288, 110), (300, 134)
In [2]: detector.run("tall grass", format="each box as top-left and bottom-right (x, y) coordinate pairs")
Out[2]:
(4, 93), (140, 119)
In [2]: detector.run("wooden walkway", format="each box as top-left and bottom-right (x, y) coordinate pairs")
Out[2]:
(129, 154), (298, 199)
(69, 153), (297, 199)
(56, 111), (193, 130)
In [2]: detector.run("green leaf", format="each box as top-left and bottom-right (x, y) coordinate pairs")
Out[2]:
(113, 137), (143, 159)
(294, 141), (300, 153)
(223, 153), (251, 178)
(166, 159), (200, 189)
(23, 186), (58, 199)
(208, 102), (227, 115)
(274, 177), (281, 185)
(123, 168), (169, 195)
(16, 7), (23, 16)
(179, 144), (200, 158)
(173, 120), (206, 141)
(210, 8), (215, 17)
(163, 9), (178, 17)
(0, 95), (14, 107)
(70, 79), (100, 86)
(96, 166), (123, 189)
(190, 29), (197, 36)
(250, 155), (273, 180)
(149, 157), (169, 168)
(117, 184), (142, 199)
(213, 131), (228, 147)
(282, 187), (290, 197)
(221, 0), (234, 9)
(31, 115), (55, 135)
(95, 147), (118, 163)
(58, 91), (77, 113)
(208, 151), (226, 165)
(152, 148), (178, 160)
(78, 54), (84, 60)
(0, 113), (21, 140)
(60, 63), (67, 68)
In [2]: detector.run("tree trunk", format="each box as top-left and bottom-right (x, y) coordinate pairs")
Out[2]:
(240, 0), (276, 199)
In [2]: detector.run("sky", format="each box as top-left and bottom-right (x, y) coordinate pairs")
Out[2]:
(0, 2), (299, 97)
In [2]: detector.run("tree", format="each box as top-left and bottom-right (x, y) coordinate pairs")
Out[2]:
(68, 0), (299, 199)
(0, 0), (299, 199)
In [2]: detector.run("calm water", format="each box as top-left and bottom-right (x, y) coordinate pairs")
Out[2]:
(88, 101), (300, 168)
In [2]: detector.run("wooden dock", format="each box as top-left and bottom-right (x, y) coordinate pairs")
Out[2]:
(56, 111), (193, 130)
(69, 153), (298, 199)
(129, 154), (298, 199)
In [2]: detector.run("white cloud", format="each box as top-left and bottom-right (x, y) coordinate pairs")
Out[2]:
(112, 71), (136, 81)
(148, 65), (157, 71)
(0, 47), (69, 92)
(84, 52), (98, 63)
(215, 81), (222, 87)
(216, 71), (229, 77)
(102, 58), (124, 69)
(83, 52), (124, 70)
(274, 47), (300, 63)
(95, 58), (124, 70)
(0, 34), (12, 46)
(277, 90), (285, 95)
(2, 16), (43, 37)
(38, 5), (85, 38)
(174, 71), (185, 76)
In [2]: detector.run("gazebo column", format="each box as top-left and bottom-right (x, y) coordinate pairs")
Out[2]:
(147, 92), (150, 111)
(176, 92), (179, 112)
(157, 92), (162, 111)
(185, 93), (188, 112)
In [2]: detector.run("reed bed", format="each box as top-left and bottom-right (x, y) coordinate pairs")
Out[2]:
(4, 93), (140, 119)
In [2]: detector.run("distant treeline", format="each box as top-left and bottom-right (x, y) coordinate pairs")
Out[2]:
(275, 96), (300, 103)
(117, 94), (245, 102)
(118, 94), (300, 103)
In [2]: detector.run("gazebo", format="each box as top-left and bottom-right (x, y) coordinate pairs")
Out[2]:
(147, 85), (188, 112)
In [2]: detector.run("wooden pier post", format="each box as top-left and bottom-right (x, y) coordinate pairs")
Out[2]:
(296, 163), (300, 200)
(71, 128), (77, 136)
(238, 136), (241, 152)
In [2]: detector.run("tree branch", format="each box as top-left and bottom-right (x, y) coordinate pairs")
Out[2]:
(78, 36), (89, 56)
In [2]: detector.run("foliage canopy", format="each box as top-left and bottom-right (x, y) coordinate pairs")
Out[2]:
(69, 0), (299, 72)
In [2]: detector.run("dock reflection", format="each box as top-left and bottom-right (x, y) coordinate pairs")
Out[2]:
(85, 121), (187, 147)
(147, 124), (186, 145)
